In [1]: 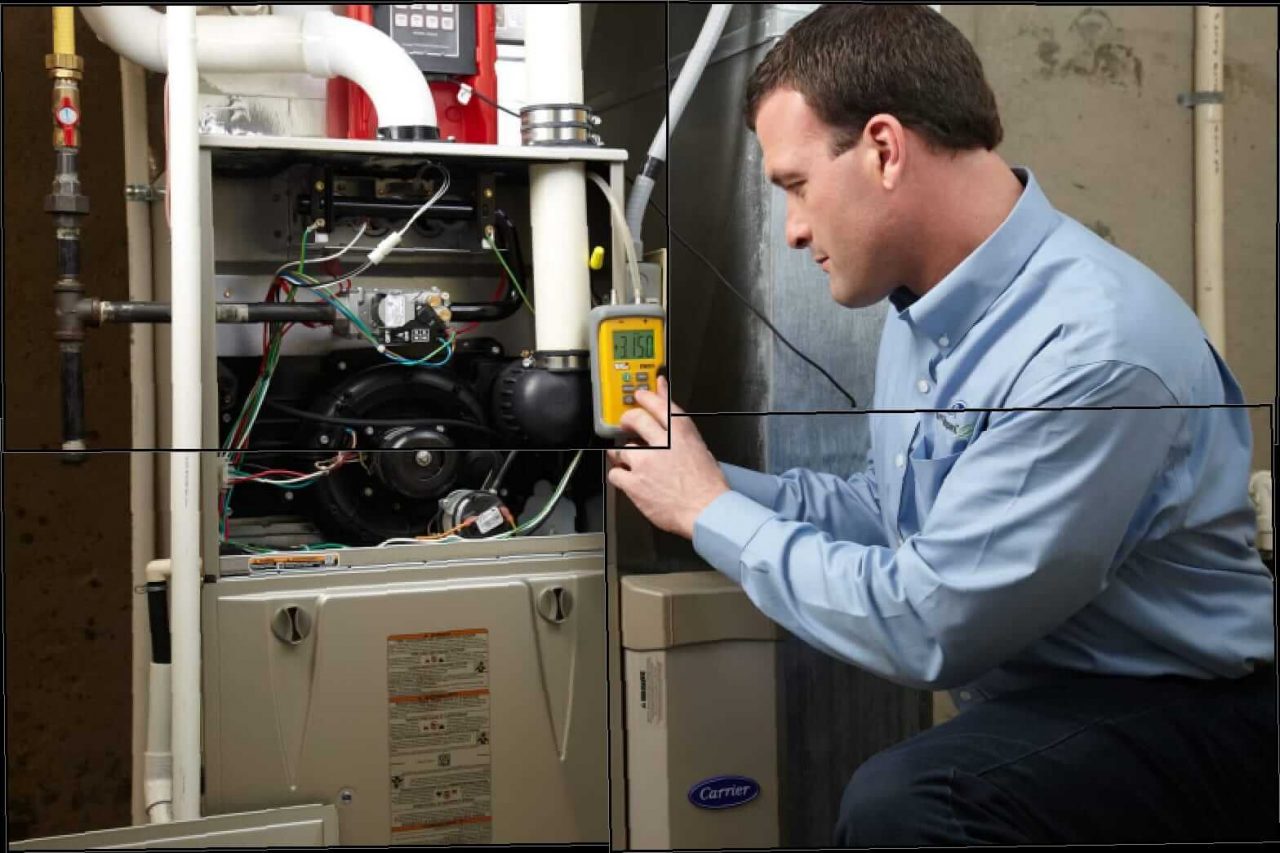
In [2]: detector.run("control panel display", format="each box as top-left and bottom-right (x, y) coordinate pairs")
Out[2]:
(375, 4), (478, 76)
(612, 330), (655, 361)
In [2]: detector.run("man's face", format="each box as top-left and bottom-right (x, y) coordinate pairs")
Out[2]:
(755, 88), (900, 308)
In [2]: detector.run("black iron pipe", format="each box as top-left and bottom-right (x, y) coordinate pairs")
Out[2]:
(58, 343), (86, 460)
(47, 44), (89, 461)
(92, 300), (336, 325)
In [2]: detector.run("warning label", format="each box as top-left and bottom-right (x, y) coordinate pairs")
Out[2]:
(643, 656), (664, 725)
(388, 629), (493, 845)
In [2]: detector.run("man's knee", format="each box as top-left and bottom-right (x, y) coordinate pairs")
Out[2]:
(834, 746), (964, 847)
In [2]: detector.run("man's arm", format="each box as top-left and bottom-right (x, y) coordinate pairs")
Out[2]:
(721, 462), (890, 548)
(692, 361), (1185, 690)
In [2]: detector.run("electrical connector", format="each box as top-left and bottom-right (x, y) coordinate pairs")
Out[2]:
(367, 231), (403, 265)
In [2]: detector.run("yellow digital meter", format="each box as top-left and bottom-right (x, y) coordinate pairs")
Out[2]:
(589, 304), (667, 438)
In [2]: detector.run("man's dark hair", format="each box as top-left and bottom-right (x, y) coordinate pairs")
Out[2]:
(744, 4), (1003, 155)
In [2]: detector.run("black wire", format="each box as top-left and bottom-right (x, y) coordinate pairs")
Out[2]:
(452, 81), (522, 118)
(490, 450), (518, 493)
(265, 400), (495, 435)
(620, 174), (856, 407)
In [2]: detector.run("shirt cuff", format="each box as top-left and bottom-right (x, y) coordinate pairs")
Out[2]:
(720, 462), (784, 508)
(692, 490), (779, 584)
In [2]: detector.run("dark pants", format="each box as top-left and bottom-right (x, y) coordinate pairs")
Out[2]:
(835, 666), (1279, 846)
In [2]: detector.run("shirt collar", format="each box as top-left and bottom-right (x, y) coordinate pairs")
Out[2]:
(892, 167), (1060, 345)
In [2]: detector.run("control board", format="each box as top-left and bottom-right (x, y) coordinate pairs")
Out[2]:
(374, 3), (478, 77)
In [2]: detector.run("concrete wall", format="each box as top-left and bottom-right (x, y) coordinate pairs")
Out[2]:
(950, 5), (1276, 470)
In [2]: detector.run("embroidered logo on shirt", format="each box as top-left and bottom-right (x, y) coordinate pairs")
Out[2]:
(938, 401), (976, 439)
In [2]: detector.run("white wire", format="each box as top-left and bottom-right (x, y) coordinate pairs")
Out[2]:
(495, 450), (584, 538)
(586, 172), (645, 303)
(401, 165), (451, 235)
(274, 221), (369, 279)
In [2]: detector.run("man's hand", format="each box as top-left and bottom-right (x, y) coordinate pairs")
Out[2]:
(606, 376), (730, 540)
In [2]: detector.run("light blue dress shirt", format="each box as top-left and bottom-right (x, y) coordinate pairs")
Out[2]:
(692, 167), (1274, 708)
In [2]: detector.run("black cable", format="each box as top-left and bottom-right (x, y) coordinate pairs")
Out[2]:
(490, 450), (518, 493)
(451, 81), (522, 118)
(265, 400), (495, 436)
(621, 174), (856, 408)
(659, 227), (858, 408)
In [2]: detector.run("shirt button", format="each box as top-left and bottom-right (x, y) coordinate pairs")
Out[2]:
(917, 379), (930, 394)
(938, 336), (950, 348)
(894, 453), (905, 468)
(959, 690), (973, 701)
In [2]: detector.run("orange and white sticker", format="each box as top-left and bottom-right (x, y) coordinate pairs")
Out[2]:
(388, 629), (492, 845)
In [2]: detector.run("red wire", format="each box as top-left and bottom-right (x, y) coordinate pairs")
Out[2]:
(229, 468), (314, 483)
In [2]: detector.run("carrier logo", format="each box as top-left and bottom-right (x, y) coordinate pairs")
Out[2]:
(688, 776), (760, 810)
(937, 401), (976, 439)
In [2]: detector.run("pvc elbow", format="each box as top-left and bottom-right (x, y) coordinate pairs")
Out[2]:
(303, 13), (439, 137)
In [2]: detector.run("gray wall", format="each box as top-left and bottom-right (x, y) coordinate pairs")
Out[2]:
(951, 5), (1276, 468)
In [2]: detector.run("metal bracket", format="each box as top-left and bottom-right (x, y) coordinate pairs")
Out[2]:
(125, 183), (163, 203)
(1177, 90), (1225, 108)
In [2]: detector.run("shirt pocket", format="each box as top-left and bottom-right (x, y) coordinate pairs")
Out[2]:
(905, 444), (965, 527)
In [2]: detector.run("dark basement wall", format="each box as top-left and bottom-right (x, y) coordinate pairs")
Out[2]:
(4, 7), (154, 841)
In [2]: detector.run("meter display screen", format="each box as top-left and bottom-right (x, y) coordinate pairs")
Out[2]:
(613, 330), (655, 360)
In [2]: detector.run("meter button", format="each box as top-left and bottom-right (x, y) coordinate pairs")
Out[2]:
(425, 15), (438, 28)
(442, 16), (455, 30)
(622, 385), (636, 393)
(637, 372), (650, 381)
(410, 14), (423, 27)
(395, 13), (408, 25)
(622, 373), (632, 382)
(623, 395), (636, 405)
(637, 384), (650, 392)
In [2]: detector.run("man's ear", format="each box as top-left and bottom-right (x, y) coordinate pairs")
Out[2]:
(863, 114), (907, 190)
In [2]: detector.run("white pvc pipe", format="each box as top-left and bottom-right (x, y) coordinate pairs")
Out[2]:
(525, 2), (584, 104)
(144, 662), (174, 824)
(525, 4), (591, 352)
(624, 4), (732, 249)
(1193, 5), (1226, 353)
(166, 5), (203, 822)
(142, 561), (174, 825)
(80, 6), (437, 132)
(121, 55), (158, 829)
(1249, 471), (1273, 556)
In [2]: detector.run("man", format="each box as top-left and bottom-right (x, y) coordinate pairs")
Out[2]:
(608, 5), (1276, 846)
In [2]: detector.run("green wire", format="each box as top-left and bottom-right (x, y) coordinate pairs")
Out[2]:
(486, 235), (535, 316)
